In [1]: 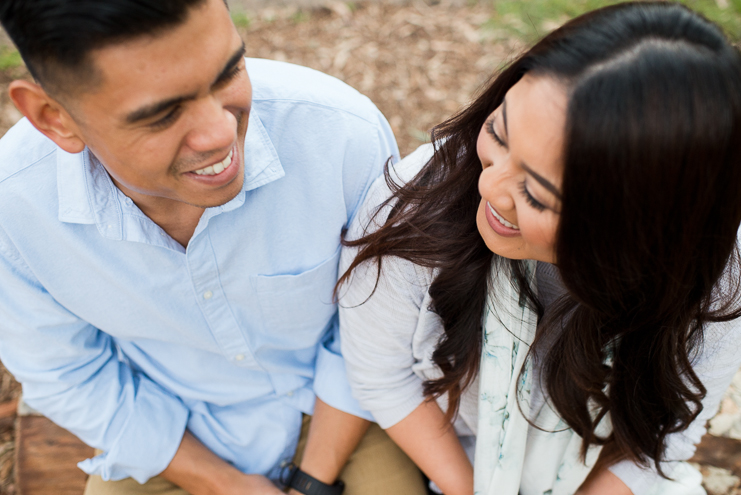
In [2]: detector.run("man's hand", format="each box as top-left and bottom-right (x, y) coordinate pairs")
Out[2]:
(231, 474), (285, 495)
(160, 430), (284, 495)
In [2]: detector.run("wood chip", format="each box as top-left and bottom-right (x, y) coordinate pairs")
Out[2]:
(0, 401), (17, 421)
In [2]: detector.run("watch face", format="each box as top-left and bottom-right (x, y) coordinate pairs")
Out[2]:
(279, 462), (298, 488)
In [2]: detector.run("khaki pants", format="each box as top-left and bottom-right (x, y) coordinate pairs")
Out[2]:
(84, 416), (427, 495)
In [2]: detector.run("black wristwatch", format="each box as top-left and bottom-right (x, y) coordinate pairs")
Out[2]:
(280, 463), (345, 495)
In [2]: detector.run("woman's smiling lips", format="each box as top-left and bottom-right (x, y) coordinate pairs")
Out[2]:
(485, 201), (522, 237)
(184, 144), (240, 186)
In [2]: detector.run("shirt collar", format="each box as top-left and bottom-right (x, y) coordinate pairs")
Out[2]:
(57, 105), (284, 231)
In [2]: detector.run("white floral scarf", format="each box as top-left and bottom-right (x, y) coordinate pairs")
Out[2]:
(473, 260), (705, 495)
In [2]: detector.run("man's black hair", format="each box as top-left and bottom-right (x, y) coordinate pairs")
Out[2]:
(0, 0), (208, 94)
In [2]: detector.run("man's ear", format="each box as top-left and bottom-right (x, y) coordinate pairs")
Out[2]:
(8, 80), (86, 154)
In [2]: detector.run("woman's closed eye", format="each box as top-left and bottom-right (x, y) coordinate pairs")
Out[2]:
(486, 118), (506, 147)
(519, 180), (546, 211)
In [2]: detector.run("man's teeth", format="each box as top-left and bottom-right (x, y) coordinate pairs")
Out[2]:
(488, 202), (519, 230)
(193, 150), (233, 176)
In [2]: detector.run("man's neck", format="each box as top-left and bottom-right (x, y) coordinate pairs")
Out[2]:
(111, 178), (205, 248)
(141, 202), (205, 248)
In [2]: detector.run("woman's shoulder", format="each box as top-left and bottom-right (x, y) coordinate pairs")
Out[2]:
(350, 143), (436, 236)
(365, 143), (436, 206)
(343, 143), (437, 288)
(391, 142), (436, 183)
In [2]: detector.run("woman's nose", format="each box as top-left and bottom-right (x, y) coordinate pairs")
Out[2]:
(480, 161), (517, 211)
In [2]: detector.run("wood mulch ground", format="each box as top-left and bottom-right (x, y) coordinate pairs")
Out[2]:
(0, 1), (739, 494)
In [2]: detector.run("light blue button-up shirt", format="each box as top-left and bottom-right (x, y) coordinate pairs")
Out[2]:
(0, 59), (398, 483)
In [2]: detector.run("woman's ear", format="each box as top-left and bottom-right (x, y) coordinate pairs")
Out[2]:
(8, 80), (86, 154)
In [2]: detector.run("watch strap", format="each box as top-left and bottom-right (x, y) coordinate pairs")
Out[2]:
(284, 464), (345, 495)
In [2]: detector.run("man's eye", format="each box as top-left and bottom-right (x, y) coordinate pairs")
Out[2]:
(150, 106), (182, 130)
(216, 65), (242, 88)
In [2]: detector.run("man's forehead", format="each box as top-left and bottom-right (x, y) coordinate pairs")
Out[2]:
(74, 0), (240, 120)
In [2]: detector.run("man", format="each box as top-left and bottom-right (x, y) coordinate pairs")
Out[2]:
(0, 1), (427, 494)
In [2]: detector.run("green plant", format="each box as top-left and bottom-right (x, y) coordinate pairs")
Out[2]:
(231, 11), (251, 28)
(485, 0), (741, 42)
(408, 127), (430, 143)
(0, 47), (23, 70)
(290, 10), (310, 24)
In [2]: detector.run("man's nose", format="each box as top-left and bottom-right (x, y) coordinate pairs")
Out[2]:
(186, 97), (237, 153)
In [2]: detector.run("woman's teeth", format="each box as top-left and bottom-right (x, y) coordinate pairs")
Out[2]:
(193, 149), (233, 176)
(488, 202), (519, 230)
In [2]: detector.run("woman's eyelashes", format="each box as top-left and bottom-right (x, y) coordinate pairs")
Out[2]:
(487, 117), (506, 147)
(485, 116), (547, 212)
(519, 181), (547, 211)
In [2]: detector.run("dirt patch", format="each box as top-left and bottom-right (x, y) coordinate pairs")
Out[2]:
(0, 363), (20, 495)
(0, 2), (739, 494)
(239, 1), (523, 156)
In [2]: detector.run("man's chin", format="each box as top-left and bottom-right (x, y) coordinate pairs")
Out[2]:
(188, 181), (244, 209)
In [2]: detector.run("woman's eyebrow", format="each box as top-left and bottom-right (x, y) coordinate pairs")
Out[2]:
(521, 163), (563, 200)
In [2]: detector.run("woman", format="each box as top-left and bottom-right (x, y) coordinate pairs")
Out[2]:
(337, 3), (741, 495)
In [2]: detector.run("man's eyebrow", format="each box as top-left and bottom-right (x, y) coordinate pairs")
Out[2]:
(125, 93), (197, 125)
(522, 163), (563, 200)
(125, 43), (247, 125)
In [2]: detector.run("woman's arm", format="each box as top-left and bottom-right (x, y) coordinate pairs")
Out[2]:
(291, 397), (370, 490)
(338, 145), (472, 493)
(577, 468), (633, 495)
(386, 399), (473, 495)
(339, 248), (474, 494)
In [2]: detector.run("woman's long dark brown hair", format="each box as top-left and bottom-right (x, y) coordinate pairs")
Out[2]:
(338, 2), (741, 474)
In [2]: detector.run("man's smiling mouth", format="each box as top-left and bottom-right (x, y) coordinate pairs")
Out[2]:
(192, 148), (234, 176)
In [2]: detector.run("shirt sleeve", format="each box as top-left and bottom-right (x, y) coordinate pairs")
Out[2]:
(336, 144), (438, 428)
(312, 105), (400, 420)
(609, 318), (741, 495)
(0, 227), (189, 483)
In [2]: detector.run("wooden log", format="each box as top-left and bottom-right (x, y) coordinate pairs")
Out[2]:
(691, 434), (741, 477)
(15, 415), (94, 495)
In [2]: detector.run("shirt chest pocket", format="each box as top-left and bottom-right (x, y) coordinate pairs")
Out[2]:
(251, 249), (341, 347)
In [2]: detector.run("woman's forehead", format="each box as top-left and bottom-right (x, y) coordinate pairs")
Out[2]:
(504, 75), (568, 189)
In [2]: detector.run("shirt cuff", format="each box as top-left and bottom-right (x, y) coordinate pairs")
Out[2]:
(314, 336), (374, 422)
(366, 387), (426, 429)
(77, 378), (189, 483)
(608, 459), (704, 495)
(609, 460), (657, 495)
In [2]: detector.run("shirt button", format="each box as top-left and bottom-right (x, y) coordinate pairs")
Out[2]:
(286, 390), (294, 397)
(235, 354), (245, 361)
(203, 291), (213, 300)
